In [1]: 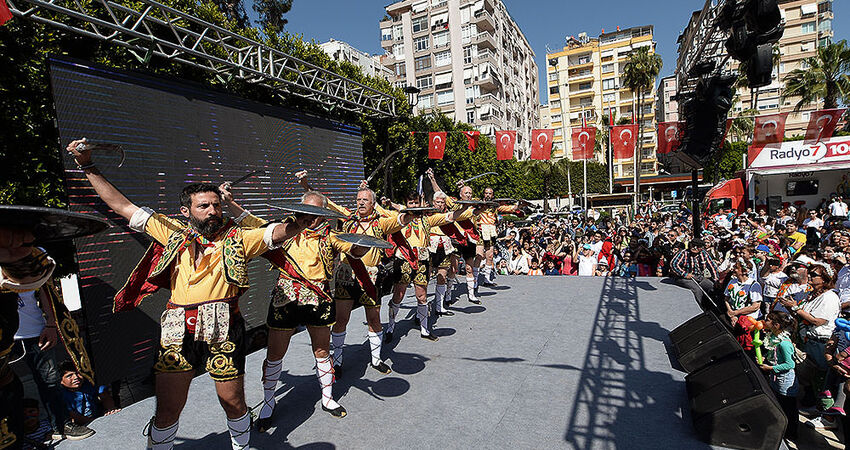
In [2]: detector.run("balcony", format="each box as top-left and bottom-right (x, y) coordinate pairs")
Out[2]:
(472, 9), (496, 32)
(570, 88), (594, 99)
(475, 50), (498, 68)
(474, 31), (497, 50)
(474, 93), (500, 107)
(568, 70), (594, 81)
(570, 102), (594, 112)
(478, 70), (501, 90)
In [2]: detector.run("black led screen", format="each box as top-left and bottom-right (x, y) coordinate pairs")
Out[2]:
(49, 58), (364, 384)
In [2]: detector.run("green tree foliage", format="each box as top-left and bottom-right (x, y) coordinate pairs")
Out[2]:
(783, 40), (850, 111)
(621, 46), (662, 189)
(253, 0), (293, 34)
(703, 141), (747, 184)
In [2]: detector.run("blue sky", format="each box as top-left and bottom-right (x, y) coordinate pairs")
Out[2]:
(256, 0), (849, 105)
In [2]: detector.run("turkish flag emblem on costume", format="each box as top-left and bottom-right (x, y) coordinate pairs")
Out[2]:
(0, 0), (13, 25)
(462, 131), (480, 152)
(752, 113), (788, 147)
(571, 127), (596, 160)
(428, 132), (447, 159)
(495, 130), (516, 160)
(611, 124), (638, 160)
(530, 129), (554, 160)
(656, 122), (682, 154)
(804, 108), (846, 144)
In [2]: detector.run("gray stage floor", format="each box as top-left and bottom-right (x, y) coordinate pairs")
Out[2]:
(59, 276), (711, 449)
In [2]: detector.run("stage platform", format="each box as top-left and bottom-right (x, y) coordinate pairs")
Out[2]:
(59, 276), (714, 449)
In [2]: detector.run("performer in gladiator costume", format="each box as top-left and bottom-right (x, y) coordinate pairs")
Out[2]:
(477, 187), (520, 285)
(428, 170), (484, 305)
(297, 171), (417, 375)
(68, 139), (308, 450)
(219, 183), (369, 426)
(382, 190), (476, 343)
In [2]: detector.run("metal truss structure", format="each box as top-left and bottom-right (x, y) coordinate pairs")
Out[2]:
(8, 0), (397, 118)
(675, 0), (732, 96)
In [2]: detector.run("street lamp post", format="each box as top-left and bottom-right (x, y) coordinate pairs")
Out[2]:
(393, 85), (421, 198)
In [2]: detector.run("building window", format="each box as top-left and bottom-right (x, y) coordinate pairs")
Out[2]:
(437, 89), (454, 105)
(418, 93), (433, 108)
(462, 24), (475, 43)
(554, 129), (563, 137)
(549, 86), (559, 95)
(393, 43), (405, 58)
(416, 75), (433, 90)
(601, 63), (614, 73)
(414, 36), (429, 52)
(467, 109), (475, 123)
(434, 50), (452, 67)
(819, 37), (831, 48)
(640, 162), (655, 174)
(578, 81), (592, 91)
(395, 63), (406, 77)
(432, 0), (447, 7)
(819, 19), (832, 32)
(393, 24), (404, 40)
(412, 15), (428, 33)
(551, 114), (561, 123)
(415, 55), (431, 71)
(433, 30), (449, 47)
(548, 72), (558, 81)
(465, 86), (478, 104)
(602, 78), (617, 90)
(463, 46), (473, 64)
(801, 22), (816, 34)
(577, 55), (591, 65)
(603, 93), (616, 103)
(381, 28), (392, 41)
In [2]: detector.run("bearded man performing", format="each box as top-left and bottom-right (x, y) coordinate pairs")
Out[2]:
(68, 139), (308, 450)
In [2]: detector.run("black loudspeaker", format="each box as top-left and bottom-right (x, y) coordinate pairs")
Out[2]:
(669, 311), (740, 372)
(686, 352), (787, 450)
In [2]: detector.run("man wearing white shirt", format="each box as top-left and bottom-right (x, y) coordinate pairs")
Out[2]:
(803, 210), (824, 229)
(828, 196), (848, 219)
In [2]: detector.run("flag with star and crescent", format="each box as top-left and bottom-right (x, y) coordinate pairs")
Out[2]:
(656, 122), (682, 154)
(495, 130), (516, 160)
(428, 131), (447, 159)
(530, 129), (554, 160)
(571, 127), (596, 160)
(611, 124), (638, 160)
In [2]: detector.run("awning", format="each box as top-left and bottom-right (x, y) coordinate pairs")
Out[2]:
(434, 71), (452, 85)
(412, 1), (428, 13)
(748, 161), (850, 176)
(800, 3), (817, 15)
(431, 12), (448, 26)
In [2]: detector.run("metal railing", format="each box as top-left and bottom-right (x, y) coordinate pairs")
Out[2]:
(8, 0), (397, 117)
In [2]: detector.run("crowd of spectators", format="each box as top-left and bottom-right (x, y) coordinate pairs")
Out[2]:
(492, 194), (850, 442)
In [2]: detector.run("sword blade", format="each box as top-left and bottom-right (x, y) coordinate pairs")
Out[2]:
(231, 169), (265, 186)
(461, 172), (497, 184)
(366, 149), (405, 183)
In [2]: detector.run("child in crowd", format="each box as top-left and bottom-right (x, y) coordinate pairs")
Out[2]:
(527, 258), (543, 276)
(496, 259), (510, 276)
(594, 260), (610, 277)
(759, 311), (799, 441)
(760, 256), (787, 315)
(22, 398), (52, 448)
(616, 250), (638, 278)
(807, 318), (850, 430)
(59, 361), (119, 433)
(725, 260), (764, 323)
(578, 244), (596, 276)
(543, 260), (559, 275)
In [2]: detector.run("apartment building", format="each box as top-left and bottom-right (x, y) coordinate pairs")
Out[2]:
(657, 75), (679, 123)
(539, 104), (551, 129)
(319, 39), (393, 79)
(379, 0), (540, 157)
(731, 0), (834, 137)
(545, 26), (659, 179)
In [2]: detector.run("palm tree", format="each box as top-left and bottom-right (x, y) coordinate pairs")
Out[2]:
(621, 47), (663, 201)
(728, 108), (757, 143)
(783, 40), (850, 111)
(522, 159), (570, 212)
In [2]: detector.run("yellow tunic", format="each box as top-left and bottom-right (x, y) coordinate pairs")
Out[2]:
(327, 199), (403, 267)
(144, 213), (269, 306)
(478, 205), (516, 226)
(239, 214), (353, 283)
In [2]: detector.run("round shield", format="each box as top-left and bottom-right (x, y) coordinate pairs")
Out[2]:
(335, 233), (394, 249)
(455, 200), (499, 207)
(0, 205), (110, 244)
(401, 207), (440, 215)
(263, 203), (348, 220)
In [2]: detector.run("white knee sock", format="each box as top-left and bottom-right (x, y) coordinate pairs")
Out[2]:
(315, 355), (341, 410)
(367, 331), (383, 366)
(417, 303), (429, 335)
(467, 275), (477, 300)
(472, 268), (479, 290)
(331, 331), (346, 367)
(387, 301), (400, 333)
(147, 419), (178, 450)
(435, 284), (447, 313)
(259, 358), (282, 419)
(227, 411), (251, 450)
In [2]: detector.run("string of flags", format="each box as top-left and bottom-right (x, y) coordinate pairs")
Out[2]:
(415, 108), (846, 162)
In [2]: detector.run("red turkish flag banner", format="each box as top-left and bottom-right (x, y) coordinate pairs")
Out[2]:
(720, 117), (734, 148)
(428, 132), (447, 159)
(656, 122), (682, 154)
(530, 129), (554, 160)
(611, 124), (638, 160)
(752, 113), (788, 148)
(804, 108), (847, 144)
(495, 130), (516, 160)
(571, 127), (596, 160)
(463, 130), (480, 152)
(0, 0), (12, 25)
